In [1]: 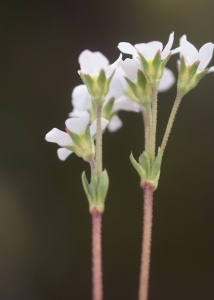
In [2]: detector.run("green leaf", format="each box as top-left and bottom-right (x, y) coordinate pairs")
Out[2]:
(151, 148), (163, 179)
(139, 151), (151, 177)
(97, 170), (109, 207)
(130, 152), (146, 180)
(81, 172), (93, 205)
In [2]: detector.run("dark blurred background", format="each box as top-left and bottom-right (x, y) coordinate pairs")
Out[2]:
(1, 0), (214, 299)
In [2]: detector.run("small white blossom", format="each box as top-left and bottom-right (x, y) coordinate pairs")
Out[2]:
(120, 58), (175, 92)
(78, 50), (122, 77)
(179, 35), (214, 73)
(118, 32), (179, 61)
(45, 113), (109, 161)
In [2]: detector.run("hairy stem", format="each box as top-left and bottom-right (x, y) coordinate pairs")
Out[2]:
(91, 208), (103, 300)
(151, 88), (158, 162)
(95, 105), (103, 178)
(161, 92), (183, 154)
(141, 106), (149, 154)
(139, 184), (153, 300)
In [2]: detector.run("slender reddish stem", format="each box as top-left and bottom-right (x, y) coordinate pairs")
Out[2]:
(91, 208), (103, 300)
(139, 184), (154, 300)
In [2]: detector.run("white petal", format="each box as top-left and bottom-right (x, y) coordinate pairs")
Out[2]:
(72, 84), (91, 111)
(57, 148), (73, 161)
(105, 54), (123, 77)
(117, 42), (137, 56)
(208, 66), (214, 72)
(158, 68), (175, 92)
(113, 96), (140, 112)
(45, 128), (72, 146)
(90, 118), (109, 137)
(171, 46), (181, 55)
(108, 115), (123, 132)
(198, 43), (214, 72)
(65, 113), (90, 134)
(106, 78), (123, 100)
(181, 37), (198, 65)
(120, 58), (141, 80)
(135, 41), (163, 59)
(69, 109), (89, 118)
(161, 32), (174, 60)
(78, 50), (109, 74)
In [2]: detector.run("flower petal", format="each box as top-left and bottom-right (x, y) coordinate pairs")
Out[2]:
(113, 96), (140, 112)
(69, 109), (89, 118)
(103, 54), (123, 77)
(78, 50), (109, 74)
(181, 36), (198, 65)
(135, 41), (163, 59)
(65, 113), (90, 134)
(45, 128), (72, 146)
(108, 115), (123, 132)
(57, 148), (73, 161)
(106, 78), (123, 100)
(161, 32), (174, 60)
(117, 42), (137, 56)
(158, 68), (175, 92)
(120, 58), (141, 80)
(90, 118), (109, 137)
(208, 66), (214, 72)
(198, 43), (214, 72)
(72, 84), (91, 111)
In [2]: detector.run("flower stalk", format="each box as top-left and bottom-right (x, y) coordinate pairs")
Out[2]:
(96, 105), (103, 178)
(139, 184), (153, 300)
(161, 92), (183, 153)
(92, 208), (103, 300)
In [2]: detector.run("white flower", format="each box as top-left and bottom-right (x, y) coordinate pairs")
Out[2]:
(78, 50), (122, 77)
(179, 35), (214, 73)
(45, 113), (109, 161)
(70, 76), (139, 132)
(120, 58), (175, 92)
(118, 32), (179, 61)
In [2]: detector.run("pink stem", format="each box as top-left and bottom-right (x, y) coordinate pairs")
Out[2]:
(91, 208), (103, 300)
(139, 184), (154, 300)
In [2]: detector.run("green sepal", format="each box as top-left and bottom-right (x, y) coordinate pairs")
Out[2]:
(130, 152), (146, 180)
(97, 170), (109, 210)
(102, 97), (115, 119)
(80, 73), (94, 94)
(68, 131), (83, 146)
(84, 125), (93, 149)
(139, 151), (151, 177)
(97, 69), (107, 94)
(178, 55), (186, 77)
(152, 50), (161, 74)
(161, 51), (171, 69)
(137, 69), (147, 91)
(125, 77), (138, 97)
(138, 53), (149, 73)
(151, 147), (162, 179)
(81, 171), (93, 206)
(195, 68), (209, 85)
(188, 60), (200, 81)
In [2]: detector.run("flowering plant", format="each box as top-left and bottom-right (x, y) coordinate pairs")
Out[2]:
(45, 34), (214, 300)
